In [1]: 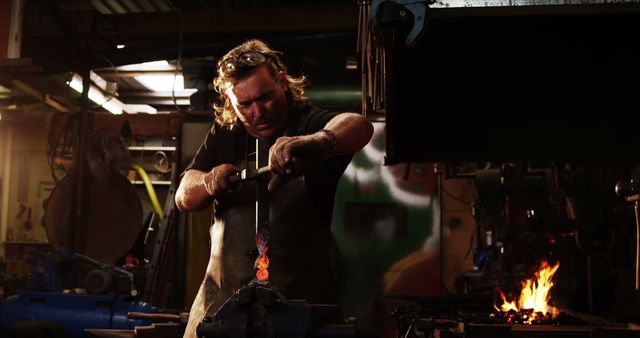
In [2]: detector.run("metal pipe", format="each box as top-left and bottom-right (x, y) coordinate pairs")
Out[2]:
(434, 162), (445, 293)
(72, 64), (92, 253)
(634, 201), (640, 290)
(7, 0), (24, 58)
(254, 139), (270, 284)
(1, 126), (14, 255)
(305, 86), (362, 108)
(255, 139), (270, 235)
(587, 255), (593, 313)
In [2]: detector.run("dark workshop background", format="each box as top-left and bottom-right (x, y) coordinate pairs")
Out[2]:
(1, 0), (640, 337)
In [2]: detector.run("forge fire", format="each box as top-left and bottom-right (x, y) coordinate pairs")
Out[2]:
(493, 260), (561, 324)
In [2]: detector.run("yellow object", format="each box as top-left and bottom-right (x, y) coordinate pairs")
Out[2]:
(132, 164), (164, 220)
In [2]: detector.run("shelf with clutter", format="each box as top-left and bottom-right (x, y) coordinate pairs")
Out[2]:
(126, 137), (178, 186)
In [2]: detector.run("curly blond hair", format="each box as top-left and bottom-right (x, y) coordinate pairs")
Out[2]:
(212, 39), (309, 129)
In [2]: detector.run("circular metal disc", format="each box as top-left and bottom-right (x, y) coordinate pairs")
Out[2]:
(44, 175), (143, 262)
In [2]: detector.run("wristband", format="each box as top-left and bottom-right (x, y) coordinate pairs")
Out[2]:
(319, 129), (337, 152)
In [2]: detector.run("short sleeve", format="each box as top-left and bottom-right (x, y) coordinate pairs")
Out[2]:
(183, 125), (220, 174)
(284, 105), (341, 136)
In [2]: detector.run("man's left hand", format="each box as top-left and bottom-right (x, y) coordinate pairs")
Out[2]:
(267, 131), (334, 191)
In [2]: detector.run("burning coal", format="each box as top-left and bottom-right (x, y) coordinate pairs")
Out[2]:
(493, 260), (560, 324)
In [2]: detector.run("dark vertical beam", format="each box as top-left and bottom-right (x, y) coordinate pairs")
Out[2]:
(56, 3), (98, 254)
(0, 0), (11, 58)
(72, 52), (92, 253)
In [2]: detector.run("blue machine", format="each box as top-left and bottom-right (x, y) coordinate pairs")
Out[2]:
(0, 247), (159, 338)
(0, 291), (157, 338)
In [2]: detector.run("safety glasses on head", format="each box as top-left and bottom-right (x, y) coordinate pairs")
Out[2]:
(218, 50), (270, 75)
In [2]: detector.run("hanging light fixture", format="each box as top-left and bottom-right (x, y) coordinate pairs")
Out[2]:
(67, 72), (158, 115)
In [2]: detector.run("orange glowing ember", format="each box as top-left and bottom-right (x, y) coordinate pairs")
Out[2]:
(255, 247), (269, 281)
(494, 260), (560, 324)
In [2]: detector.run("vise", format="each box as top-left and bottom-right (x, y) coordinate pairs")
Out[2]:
(196, 283), (356, 338)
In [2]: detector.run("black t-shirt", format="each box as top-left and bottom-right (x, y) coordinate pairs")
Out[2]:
(184, 103), (353, 224)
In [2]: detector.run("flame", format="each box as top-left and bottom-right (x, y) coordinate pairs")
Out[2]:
(255, 246), (269, 281)
(494, 260), (560, 324)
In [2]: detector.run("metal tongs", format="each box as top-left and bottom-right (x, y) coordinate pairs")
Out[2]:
(228, 165), (271, 184)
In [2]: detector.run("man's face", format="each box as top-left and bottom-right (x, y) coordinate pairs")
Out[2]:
(224, 65), (289, 140)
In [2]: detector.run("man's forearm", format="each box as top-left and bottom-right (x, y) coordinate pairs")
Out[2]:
(323, 113), (374, 156)
(175, 169), (214, 212)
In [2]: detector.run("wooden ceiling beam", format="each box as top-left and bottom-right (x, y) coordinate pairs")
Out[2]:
(100, 5), (357, 41)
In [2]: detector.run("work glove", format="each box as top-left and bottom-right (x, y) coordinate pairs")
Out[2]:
(202, 164), (240, 197)
(268, 130), (335, 192)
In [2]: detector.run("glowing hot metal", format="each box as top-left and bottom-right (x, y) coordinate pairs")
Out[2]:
(254, 230), (270, 284)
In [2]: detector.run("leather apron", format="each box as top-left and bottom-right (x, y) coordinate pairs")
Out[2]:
(183, 175), (335, 338)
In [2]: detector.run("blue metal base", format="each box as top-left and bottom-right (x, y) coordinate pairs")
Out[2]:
(0, 291), (158, 338)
